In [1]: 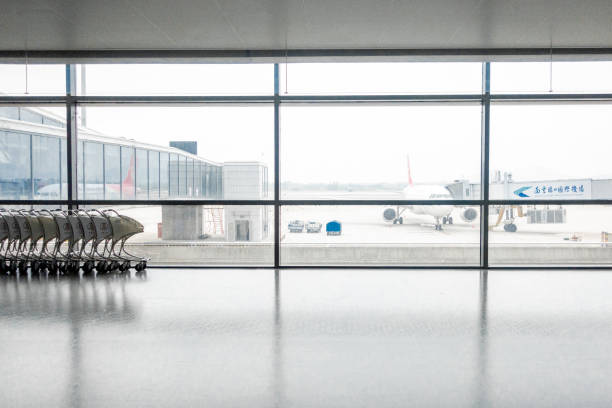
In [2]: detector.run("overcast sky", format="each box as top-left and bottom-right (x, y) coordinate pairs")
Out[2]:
(1, 62), (612, 184)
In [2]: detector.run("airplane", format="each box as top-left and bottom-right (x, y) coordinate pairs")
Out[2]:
(382, 156), (478, 230)
(35, 154), (137, 199)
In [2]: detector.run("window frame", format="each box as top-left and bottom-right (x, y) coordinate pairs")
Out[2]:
(2, 60), (612, 269)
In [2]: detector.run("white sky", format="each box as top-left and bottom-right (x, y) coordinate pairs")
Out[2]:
(1, 62), (612, 184)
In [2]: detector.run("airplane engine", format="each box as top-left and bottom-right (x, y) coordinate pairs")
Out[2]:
(460, 207), (478, 222)
(383, 208), (396, 222)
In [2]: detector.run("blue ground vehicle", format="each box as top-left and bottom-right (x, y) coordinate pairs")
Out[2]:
(326, 221), (342, 236)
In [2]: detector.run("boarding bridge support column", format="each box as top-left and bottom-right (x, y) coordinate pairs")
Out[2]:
(161, 205), (203, 240)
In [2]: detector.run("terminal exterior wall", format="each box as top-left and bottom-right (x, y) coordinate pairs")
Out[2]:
(0, 109), (224, 200)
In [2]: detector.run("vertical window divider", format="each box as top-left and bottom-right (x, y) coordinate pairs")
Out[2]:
(274, 63), (280, 268)
(65, 64), (78, 209)
(480, 62), (491, 268)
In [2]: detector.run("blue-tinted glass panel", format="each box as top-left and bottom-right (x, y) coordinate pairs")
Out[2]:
(169, 153), (179, 197)
(84, 142), (104, 199)
(202, 163), (208, 198)
(186, 158), (194, 197)
(0, 131), (31, 199)
(194, 162), (202, 197)
(0, 107), (19, 120)
(160, 152), (169, 199)
(136, 149), (148, 199)
(179, 156), (187, 197)
(104, 144), (121, 199)
(32, 135), (60, 199)
(149, 150), (160, 200)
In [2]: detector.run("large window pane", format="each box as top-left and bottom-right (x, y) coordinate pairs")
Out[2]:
(78, 106), (273, 201)
(111, 205), (274, 266)
(0, 65), (65, 95)
(280, 63), (482, 94)
(489, 205), (612, 266)
(78, 64), (273, 95)
(0, 106), (66, 200)
(281, 105), (480, 200)
(281, 205), (480, 266)
(490, 104), (612, 200)
(492, 61), (612, 94)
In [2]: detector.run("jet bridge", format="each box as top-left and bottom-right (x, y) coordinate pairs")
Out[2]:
(446, 173), (612, 232)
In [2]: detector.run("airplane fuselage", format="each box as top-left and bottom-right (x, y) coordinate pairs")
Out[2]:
(402, 184), (453, 218)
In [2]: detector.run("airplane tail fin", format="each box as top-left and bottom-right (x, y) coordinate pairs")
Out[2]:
(122, 153), (135, 191)
(407, 154), (413, 186)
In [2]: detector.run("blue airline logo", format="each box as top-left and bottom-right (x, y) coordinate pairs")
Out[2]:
(513, 186), (530, 198)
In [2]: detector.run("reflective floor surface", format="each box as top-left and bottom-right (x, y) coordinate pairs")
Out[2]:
(2, 269), (612, 407)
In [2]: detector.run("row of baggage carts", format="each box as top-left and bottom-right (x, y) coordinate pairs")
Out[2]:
(0, 208), (148, 276)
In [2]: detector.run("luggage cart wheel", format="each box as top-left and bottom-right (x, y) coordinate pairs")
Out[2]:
(48, 261), (59, 275)
(135, 261), (147, 272)
(82, 261), (94, 275)
(18, 260), (28, 275)
(109, 261), (120, 273)
(69, 261), (80, 275)
(96, 261), (107, 274)
(31, 260), (41, 274)
(9, 261), (18, 274)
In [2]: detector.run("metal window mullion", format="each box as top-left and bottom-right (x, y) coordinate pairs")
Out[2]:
(65, 64), (78, 209)
(274, 64), (280, 268)
(480, 62), (491, 268)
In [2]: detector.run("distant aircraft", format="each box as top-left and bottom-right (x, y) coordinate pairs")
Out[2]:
(36, 155), (137, 199)
(382, 156), (478, 230)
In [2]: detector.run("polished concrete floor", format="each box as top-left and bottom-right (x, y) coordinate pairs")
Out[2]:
(2, 269), (612, 407)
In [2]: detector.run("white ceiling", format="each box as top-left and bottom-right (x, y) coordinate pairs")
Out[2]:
(1, 0), (612, 60)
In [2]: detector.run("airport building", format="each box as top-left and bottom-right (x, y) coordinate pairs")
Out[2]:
(0, 107), (269, 242)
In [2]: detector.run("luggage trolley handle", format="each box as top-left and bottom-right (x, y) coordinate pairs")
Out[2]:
(86, 209), (113, 258)
(18, 210), (41, 260)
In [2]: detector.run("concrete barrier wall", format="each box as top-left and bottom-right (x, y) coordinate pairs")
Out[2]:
(126, 242), (612, 266)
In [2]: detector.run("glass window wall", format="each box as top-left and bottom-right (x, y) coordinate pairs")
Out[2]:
(2, 61), (612, 267)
